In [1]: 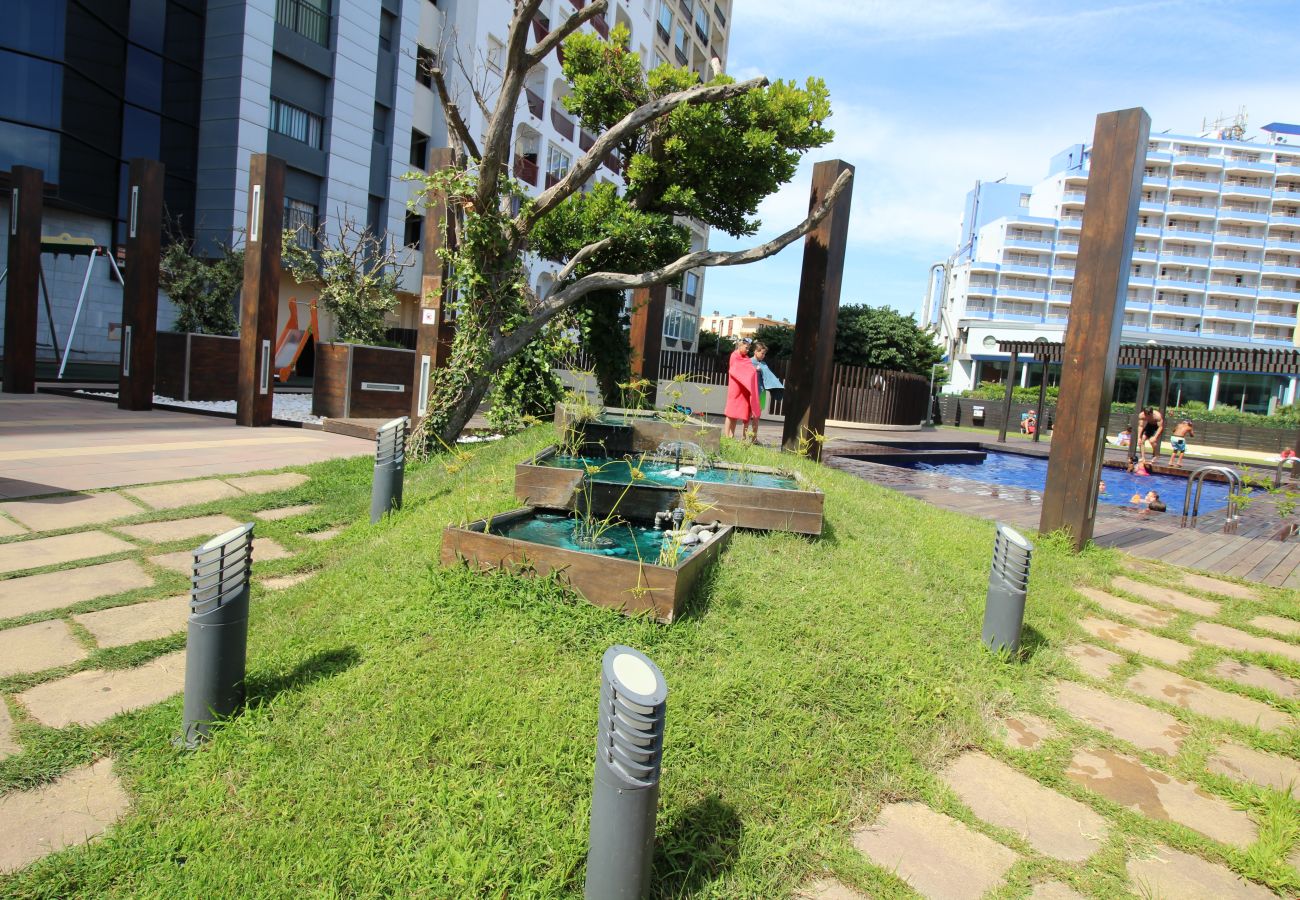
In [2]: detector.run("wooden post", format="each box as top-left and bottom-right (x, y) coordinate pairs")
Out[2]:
(2, 166), (43, 394)
(236, 154), (285, 427)
(118, 159), (165, 410)
(1155, 359), (1172, 458)
(628, 284), (666, 405)
(1040, 107), (1150, 550)
(998, 351), (1018, 442)
(1033, 358), (1049, 443)
(411, 148), (457, 426)
(781, 159), (855, 459)
(1131, 360), (1151, 457)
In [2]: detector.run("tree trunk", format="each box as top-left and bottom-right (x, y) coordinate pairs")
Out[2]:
(435, 372), (493, 446)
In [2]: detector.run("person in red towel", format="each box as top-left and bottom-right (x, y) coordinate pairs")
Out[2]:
(724, 340), (761, 439)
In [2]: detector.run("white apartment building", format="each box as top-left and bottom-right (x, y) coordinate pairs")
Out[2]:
(933, 123), (1300, 413)
(404, 0), (732, 352)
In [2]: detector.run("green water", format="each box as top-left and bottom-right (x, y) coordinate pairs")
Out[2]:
(491, 511), (692, 560)
(540, 455), (801, 491)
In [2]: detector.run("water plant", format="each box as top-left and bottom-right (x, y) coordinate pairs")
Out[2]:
(571, 456), (646, 549)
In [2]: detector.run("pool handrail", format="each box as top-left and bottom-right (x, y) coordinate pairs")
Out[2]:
(1274, 456), (1300, 488)
(1181, 466), (1242, 531)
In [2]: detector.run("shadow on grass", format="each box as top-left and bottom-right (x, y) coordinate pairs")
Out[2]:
(675, 558), (724, 624)
(1017, 623), (1049, 661)
(244, 646), (361, 705)
(651, 795), (743, 898)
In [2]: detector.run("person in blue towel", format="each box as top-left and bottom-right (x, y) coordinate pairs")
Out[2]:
(747, 341), (784, 442)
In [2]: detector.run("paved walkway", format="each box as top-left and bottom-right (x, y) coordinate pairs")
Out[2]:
(0, 394), (372, 499)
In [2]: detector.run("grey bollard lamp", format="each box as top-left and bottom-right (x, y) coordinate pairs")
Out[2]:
(585, 645), (668, 900)
(370, 416), (408, 524)
(982, 522), (1033, 654)
(180, 522), (253, 748)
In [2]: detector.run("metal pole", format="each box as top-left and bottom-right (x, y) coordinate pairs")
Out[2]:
(38, 265), (61, 359)
(58, 247), (98, 380)
(982, 523), (1033, 654)
(180, 523), (253, 747)
(586, 646), (667, 900)
(1033, 358), (1048, 443)
(998, 351), (1018, 443)
(370, 416), (409, 524)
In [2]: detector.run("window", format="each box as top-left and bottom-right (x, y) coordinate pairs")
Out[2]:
(683, 271), (699, 305)
(673, 22), (689, 56)
(276, 0), (330, 46)
(404, 212), (423, 249)
(663, 308), (682, 339)
(656, 1), (673, 41)
(486, 36), (504, 72)
(693, 5), (709, 43)
(546, 144), (572, 185)
(284, 198), (318, 248)
(373, 103), (389, 144)
(416, 46), (436, 87)
(410, 129), (429, 169)
(1019, 193), (1030, 207)
(270, 98), (323, 147)
(680, 312), (697, 343)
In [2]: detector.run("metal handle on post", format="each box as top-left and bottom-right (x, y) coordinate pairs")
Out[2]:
(122, 325), (132, 377)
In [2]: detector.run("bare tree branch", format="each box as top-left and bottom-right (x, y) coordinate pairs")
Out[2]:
(451, 43), (494, 119)
(493, 168), (853, 362)
(553, 236), (614, 284)
(430, 66), (481, 161)
(521, 76), (768, 228)
(477, 0), (545, 209)
(526, 0), (608, 68)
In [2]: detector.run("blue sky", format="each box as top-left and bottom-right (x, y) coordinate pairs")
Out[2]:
(702, 0), (1299, 323)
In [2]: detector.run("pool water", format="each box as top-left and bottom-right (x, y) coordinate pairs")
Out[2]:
(491, 511), (694, 561)
(900, 450), (1230, 512)
(541, 455), (801, 491)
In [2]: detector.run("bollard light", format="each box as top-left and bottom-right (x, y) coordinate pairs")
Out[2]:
(982, 522), (1033, 654)
(180, 523), (253, 748)
(370, 416), (408, 524)
(586, 645), (668, 900)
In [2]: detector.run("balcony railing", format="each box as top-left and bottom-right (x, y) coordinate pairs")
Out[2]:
(276, 0), (329, 46)
(592, 12), (609, 38)
(532, 14), (550, 42)
(551, 107), (575, 140)
(514, 155), (539, 186)
(601, 151), (620, 174)
(284, 201), (319, 249)
(674, 45), (688, 65)
(524, 88), (544, 119)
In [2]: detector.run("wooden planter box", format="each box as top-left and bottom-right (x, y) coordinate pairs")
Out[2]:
(441, 508), (733, 623)
(554, 403), (722, 452)
(313, 342), (415, 418)
(515, 446), (825, 535)
(155, 331), (240, 401)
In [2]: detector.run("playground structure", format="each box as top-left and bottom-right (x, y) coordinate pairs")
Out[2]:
(274, 297), (319, 382)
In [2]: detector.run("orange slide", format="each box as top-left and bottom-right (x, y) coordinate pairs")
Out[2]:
(274, 297), (320, 382)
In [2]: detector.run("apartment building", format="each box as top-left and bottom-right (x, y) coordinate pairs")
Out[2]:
(934, 123), (1300, 413)
(406, 0), (732, 351)
(701, 310), (792, 340)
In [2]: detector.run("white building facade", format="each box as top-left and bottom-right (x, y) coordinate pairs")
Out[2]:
(934, 124), (1300, 413)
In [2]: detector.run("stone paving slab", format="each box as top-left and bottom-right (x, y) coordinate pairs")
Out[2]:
(1181, 573), (1259, 601)
(113, 514), (244, 544)
(1126, 666), (1292, 732)
(0, 758), (129, 873)
(0, 492), (143, 532)
(0, 559), (152, 620)
(1207, 743), (1300, 798)
(253, 503), (318, 522)
(1067, 748), (1257, 846)
(225, 473), (309, 494)
(261, 572), (314, 591)
(941, 752), (1107, 862)
(1209, 658), (1300, 700)
(1062, 643), (1124, 680)
(0, 620), (89, 677)
(17, 650), (186, 728)
(149, 538), (291, 575)
(0, 531), (135, 576)
(1112, 576), (1221, 617)
(1079, 617), (1195, 666)
(1127, 844), (1274, 899)
(1249, 615), (1300, 638)
(852, 801), (1018, 900)
(1191, 621), (1300, 664)
(1052, 680), (1189, 757)
(1079, 587), (1176, 628)
(303, 527), (341, 542)
(121, 479), (243, 510)
(794, 879), (867, 900)
(72, 596), (188, 649)
(0, 515), (27, 537)
(997, 714), (1057, 751)
(1028, 882), (1087, 900)
(0, 700), (18, 760)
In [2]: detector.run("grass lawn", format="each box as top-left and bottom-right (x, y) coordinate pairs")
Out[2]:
(2, 425), (1297, 898)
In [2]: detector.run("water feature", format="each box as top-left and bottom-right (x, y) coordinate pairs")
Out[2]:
(540, 454), (802, 491)
(489, 510), (704, 560)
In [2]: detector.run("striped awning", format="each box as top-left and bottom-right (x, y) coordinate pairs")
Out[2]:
(995, 341), (1300, 374)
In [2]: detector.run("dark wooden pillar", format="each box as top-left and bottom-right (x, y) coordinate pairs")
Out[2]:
(1131, 360), (1151, 456)
(1155, 359), (1172, 457)
(1033, 358), (1049, 443)
(2, 166), (43, 394)
(781, 159), (855, 459)
(1040, 107), (1150, 550)
(236, 154), (285, 427)
(628, 284), (666, 405)
(412, 148), (456, 426)
(998, 351), (1018, 442)
(118, 159), (165, 410)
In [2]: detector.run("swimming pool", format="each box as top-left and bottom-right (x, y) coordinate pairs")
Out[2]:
(897, 450), (1230, 513)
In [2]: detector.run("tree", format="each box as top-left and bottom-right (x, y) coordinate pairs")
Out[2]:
(751, 323), (795, 360)
(409, 0), (851, 447)
(696, 329), (736, 356)
(159, 234), (243, 336)
(833, 304), (942, 375)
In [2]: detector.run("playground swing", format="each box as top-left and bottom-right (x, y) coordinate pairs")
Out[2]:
(274, 296), (320, 382)
(0, 232), (125, 379)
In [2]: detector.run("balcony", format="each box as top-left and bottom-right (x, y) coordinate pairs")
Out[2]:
(1138, 199), (1165, 213)
(1005, 235), (1052, 249)
(1225, 157), (1272, 173)
(1206, 281), (1255, 296)
(994, 288), (1048, 301)
(1277, 159), (1300, 174)
(601, 151), (621, 174)
(962, 307), (996, 320)
(1052, 266), (1076, 278)
(1135, 225), (1161, 238)
(1132, 249), (1157, 262)
(1152, 300), (1203, 313)
(1256, 313), (1297, 325)
(1271, 211), (1300, 226)
(970, 259), (1000, 272)
(1059, 215), (1082, 229)
(1263, 262), (1300, 277)
(1222, 181), (1272, 198)
(513, 154), (539, 186)
(1164, 226), (1211, 242)
(1259, 284), (1300, 299)
(1155, 276), (1206, 291)
(524, 88), (544, 119)
(1174, 151), (1223, 166)
(1062, 190), (1087, 203)
(276, 0), (329, 46)
(1266, 238), (1300, 252)
(967, 282), (994, 295)
(1146, 150), (1173, 162)
(1214, 231), (1264, 248)
(550, 107), (575, 141)
(1274, 187), (1300, 201)
(1221, 206), (1269, 222)
(1204, 306), (1253, 320)
(592, 12), (609, 38)
(1210, 255), (1261, 272)
(1147, 323), (1202, 335)
(1143, 174), (1170, 187)
(1166, 198), (1215, 216)
(1125, 301), (1152, 312)
(1171, 176), (1220, 192)
(1055, 239), (1080, 250)
(1160, 250), (1209, 264)
(1000, 260), (1049, 275)
(1128, 275), (1156, 287)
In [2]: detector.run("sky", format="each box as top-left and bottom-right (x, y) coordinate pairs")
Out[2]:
(700, 0), (1300, 324)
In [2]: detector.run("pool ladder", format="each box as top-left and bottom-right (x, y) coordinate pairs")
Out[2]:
(1181, 466), (1242, 533)
(1274, 456), (1300, 488)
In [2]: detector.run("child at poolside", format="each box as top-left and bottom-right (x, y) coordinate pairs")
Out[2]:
(1169, 419), (1194, 467)
(1117, 426), (1132, 447)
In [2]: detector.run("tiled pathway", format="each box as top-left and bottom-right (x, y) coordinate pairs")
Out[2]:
(0, 471), (331, 874)
(839, 567), (1299, 899)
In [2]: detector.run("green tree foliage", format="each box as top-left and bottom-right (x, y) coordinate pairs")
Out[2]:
(159, 241), (243, 336)
(833, 304), (943, 375)
(696, 329), (736, 356)
(486, 318), (569, 433)
(751, 324), (795, 360)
